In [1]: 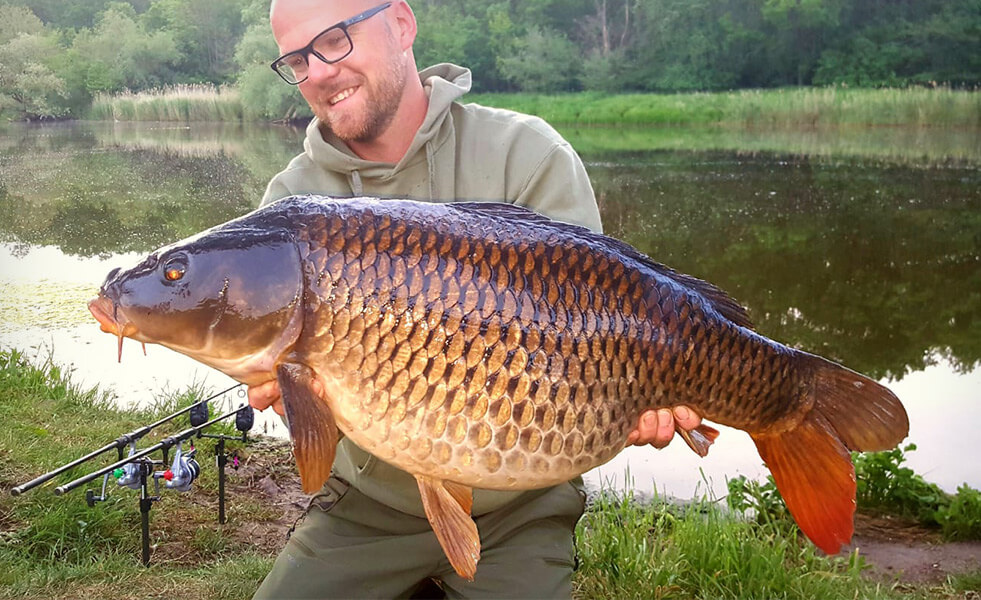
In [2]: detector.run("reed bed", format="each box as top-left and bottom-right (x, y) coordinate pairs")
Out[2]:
(88, 85), (978, 127)
(470, 86), (981, 128)
(89, 84), (244, 122)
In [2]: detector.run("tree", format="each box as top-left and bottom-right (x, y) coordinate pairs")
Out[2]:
(142, 0), (248, 84)
(0, 6), (68, 119)
(499, 26), (582, 92)
(232, 0), (308, 120)
(762, 0), (846, 84)
(67, 3), (180, 94)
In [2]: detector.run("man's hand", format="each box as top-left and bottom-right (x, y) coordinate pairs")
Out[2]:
(626, 406), (702, 448)
(248, 380), (284, 416)
(249, 382), (703, 449)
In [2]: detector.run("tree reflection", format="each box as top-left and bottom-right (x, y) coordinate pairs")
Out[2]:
(591, 151), (981, 381)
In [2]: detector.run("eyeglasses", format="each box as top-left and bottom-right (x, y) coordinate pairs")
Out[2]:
(270, 2), (393, 85)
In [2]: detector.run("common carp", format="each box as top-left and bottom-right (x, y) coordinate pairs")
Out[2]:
(89, 196), (908, 579)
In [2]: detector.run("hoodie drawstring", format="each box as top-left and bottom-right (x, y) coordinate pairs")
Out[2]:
(425, 141), (436, 200)
(349, 170), (363, 196)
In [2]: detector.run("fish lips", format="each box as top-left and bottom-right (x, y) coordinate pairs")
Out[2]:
(89, 294), (141, 361)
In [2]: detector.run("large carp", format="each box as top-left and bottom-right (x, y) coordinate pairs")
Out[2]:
(90, 196), (908, 579)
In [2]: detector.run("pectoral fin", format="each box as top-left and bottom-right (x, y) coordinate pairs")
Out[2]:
(677, 423), (721, 457)
(416, 476), (480, 581)
(276, 362), (338, 494)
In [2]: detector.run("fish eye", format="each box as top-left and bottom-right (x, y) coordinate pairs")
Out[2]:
(162, 256), (187, 282)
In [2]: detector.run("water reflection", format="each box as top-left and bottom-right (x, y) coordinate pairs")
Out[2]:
(1, 121), (978, 497)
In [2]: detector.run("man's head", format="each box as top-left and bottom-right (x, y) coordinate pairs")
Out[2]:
(270, 0), (421, 147)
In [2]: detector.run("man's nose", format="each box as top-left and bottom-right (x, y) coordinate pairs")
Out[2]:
(304, 55), (342, 83)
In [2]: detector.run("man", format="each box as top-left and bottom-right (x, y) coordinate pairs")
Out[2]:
(249, 1), (703, 597)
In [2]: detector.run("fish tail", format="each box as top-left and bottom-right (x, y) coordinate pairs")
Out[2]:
(750, 352), (908, 554)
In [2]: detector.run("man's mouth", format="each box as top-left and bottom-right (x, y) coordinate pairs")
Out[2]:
(329, 87), (357, 105)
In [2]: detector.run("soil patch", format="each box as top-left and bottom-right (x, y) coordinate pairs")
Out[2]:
(850, 513), (981, 584)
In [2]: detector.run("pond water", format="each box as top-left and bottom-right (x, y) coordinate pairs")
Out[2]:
(1, 121), (978, 500)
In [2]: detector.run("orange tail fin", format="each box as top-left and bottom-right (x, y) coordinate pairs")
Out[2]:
(751, 352), (908, 554)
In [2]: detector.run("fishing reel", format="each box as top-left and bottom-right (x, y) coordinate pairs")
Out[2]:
(115, 441), (145, 490)
(158, 442), (200, 492)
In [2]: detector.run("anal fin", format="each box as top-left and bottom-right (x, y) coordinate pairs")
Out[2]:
(416, 476), (480, 581)
(277, 362), (339, 494)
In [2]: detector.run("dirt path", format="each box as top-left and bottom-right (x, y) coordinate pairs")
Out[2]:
(850, 513), (981, 584)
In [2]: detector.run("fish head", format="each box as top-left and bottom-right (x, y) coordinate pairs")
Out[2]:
(89, 225), (305, 381)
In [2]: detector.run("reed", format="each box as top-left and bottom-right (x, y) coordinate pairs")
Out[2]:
(89, 84), (244, 122)
(469, 86), (981, 128)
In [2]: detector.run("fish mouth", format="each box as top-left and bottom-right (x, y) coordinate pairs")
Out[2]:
(89, 295), (140, 362)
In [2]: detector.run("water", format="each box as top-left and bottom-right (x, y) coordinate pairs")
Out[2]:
(1, 120), (978, 500)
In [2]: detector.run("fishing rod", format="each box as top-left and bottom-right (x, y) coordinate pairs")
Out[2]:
(11, 383), (256, 566)
(10, 383), (243, 497)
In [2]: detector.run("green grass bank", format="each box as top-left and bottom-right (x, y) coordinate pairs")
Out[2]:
(1, 348), (978, 599)
(87, 85), (981, 128)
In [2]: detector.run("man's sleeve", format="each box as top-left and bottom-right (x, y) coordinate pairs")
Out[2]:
(513, 142), (602, 234)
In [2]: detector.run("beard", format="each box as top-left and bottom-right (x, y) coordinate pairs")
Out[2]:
(312, 32), (408, 144)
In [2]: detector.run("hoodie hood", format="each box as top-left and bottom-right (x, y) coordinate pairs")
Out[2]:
(302, 63), (472, 197)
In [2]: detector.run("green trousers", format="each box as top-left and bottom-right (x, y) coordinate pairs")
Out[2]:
(252, 476), (586, 599)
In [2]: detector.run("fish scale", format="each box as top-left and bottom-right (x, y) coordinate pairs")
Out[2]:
(91, 195), (908, 580)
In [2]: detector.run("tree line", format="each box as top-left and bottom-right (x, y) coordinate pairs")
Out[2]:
(2, 0), (979, 120)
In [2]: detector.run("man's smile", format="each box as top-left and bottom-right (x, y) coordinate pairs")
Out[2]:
(329, 87), (358, 105)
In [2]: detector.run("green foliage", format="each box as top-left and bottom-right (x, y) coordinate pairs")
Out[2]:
(854, 444), (950, 525)
(497, 26), (582, 93)
(726, 475), (792, 532)
(142, 0), (248, 84)
(0, 6), (69, 120)
(938, 485), (981, 542)
(233, 16), (309, 121)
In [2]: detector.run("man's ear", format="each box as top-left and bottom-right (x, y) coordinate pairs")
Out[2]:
(392, 0), (417, 51)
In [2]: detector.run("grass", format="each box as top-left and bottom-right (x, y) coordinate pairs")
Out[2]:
(0, 347), (271, 599)
(1, 347), (978, 599)
(469, 86), (981, 128)
(576, 483), (909, 600)
(88, 85), (244, 122)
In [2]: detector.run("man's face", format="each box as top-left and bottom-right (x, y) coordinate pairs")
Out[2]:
(271, 0), (409, 144)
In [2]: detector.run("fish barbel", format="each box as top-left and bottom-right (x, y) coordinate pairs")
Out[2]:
(89, 196), (908, 580)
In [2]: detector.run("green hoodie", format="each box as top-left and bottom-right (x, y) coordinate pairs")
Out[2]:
(262, 63), (601, 518)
